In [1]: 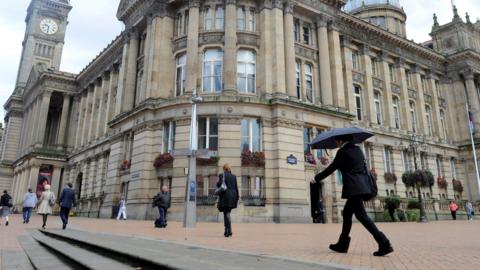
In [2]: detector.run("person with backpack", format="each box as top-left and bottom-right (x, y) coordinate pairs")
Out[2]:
(37, 184), (56, 229)
(0, 190), (13, 226)
(312, 134), (393, 256)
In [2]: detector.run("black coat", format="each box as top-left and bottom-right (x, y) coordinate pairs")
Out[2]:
(59, 187), (76, 209)
(314, 142), (372, 199)
(217, 172), (239, 212)
(0, 194), (12, 207)
(154, 192), (171, 209)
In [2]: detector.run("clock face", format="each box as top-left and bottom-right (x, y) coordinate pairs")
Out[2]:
(40, 19), (58, 35)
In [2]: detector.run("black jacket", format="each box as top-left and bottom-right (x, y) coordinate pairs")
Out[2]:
(217, 172), (239, 211)
(59, 187), (76, 209)
(314, 142), (372, 199)
(154, 192), (171, 209)
(0, 194), (12, 207)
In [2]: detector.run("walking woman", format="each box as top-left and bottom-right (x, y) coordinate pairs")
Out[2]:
(37, 184), (56, 229)
(313, 135), (393, 256)
(0, 190), (13, 226)
(217, 164), (239, 237)
(449, 201), (458, 220)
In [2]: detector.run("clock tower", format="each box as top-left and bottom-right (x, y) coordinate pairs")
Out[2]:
(14, 0), (72, 92)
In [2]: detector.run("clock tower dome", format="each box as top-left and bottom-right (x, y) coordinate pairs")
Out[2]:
(14, 0), (72, 93)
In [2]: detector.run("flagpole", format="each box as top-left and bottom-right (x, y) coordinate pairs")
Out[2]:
(465, 103), (480, 197)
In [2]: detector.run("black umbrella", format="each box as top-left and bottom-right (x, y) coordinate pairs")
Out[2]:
(309, 127), (374, 149)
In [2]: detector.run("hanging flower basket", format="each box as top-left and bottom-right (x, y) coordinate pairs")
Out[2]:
(370, 168), (378, 180)
(320, 156), (330, 166)
(304, 153), (316, 165)
(384, 172), (397, 184)
(197, 156), (220, 166)
(452, 179), (464, 193)
(153, 153), (174, 169)
(241, 150), (266, 167)
(402, 170), (434, 187)
(120, 160), (131, 171)
(437, 176), (448, 189)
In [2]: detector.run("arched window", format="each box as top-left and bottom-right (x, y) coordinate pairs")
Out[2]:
(425, 106), (433, 136)
(203, 49), (223, 92)
(237, 50), (256, 94)
(392, 96), (401, 129)
(354, 85), (363, 121)
(374, 91), (382, 124)
(409, 101), (417, 132)
(175, 54), (187, 96)
(305, 63), (314, 102)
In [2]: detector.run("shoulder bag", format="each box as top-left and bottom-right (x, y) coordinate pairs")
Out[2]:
(362, 161), (378, 201)
(214, 173), (227, 195)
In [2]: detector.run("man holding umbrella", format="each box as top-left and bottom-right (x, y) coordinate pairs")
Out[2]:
(310, 127), (393, 256)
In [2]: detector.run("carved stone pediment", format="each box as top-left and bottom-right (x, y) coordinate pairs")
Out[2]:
(352, 71), (365, 83)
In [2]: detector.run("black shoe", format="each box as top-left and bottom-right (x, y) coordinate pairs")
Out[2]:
(42, 225), (45, 229)
(329, 236), (351, 253)
(373, 241), (394, 256)
(62, 224), (66, 230)
(5, 221), (8, 226)
(23, 220), (26, 224)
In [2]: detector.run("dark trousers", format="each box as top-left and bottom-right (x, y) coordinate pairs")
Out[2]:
(340, 196), (387, 244)
(23, 207), (33, 222)
(60, 207), (71, 225)
(42, 214), (48, 226)
(388, 208), (396, 222)
(223, 210), (232, 232)
(451, 211), (457, 220)
(157, 206), (167, 226)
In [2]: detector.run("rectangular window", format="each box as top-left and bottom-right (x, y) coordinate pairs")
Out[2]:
(303, 24), (311, 45)
(410, 101), (417, 133)
(371, 58), (378, 76)
(163, 121), (176, 153)
(198, 117), (218, 151)
(354, 85), (362, 121)
(436, 156), (442, 177)
(247, 8), (255, 31)
(204, 6), (212, 30)
(123, 133), (134, 161)
(215, 6), (224, 30)
(296, 61), (301, 99)
(402, 150), (410, 171)
(175, 54), (187, 96)
(237, 50), (256, 94)
(175, 13), (183, 36)
(435, 80), (441, 97)
(184, 11), (189, 34)
(208, 175), (219, 196)
(305, 63), (314, 102)
(421, 75), (428, 92)
(364, 144), (372, 170)
(389, 64), (396, 82)
(393, 97), (400, 129)
(294, 19), (300, 42)
(241, 176), (264, 198)
(241, 118), (262, 152)
(384, 147), (392, 173)
(203, 49), (223, 92)
(303, 127), (312, 155)
(237, 7), (245, 31)
(352, 51), (359, 70)
(450, 158), (457, 178)
(374, 91), (382, 125)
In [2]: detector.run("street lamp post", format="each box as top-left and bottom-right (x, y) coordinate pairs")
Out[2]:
(183, 90), (203, 228)
(406, 133), (428, 223)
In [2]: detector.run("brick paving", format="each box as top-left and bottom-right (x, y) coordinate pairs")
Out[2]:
(1, 214), (479, 270)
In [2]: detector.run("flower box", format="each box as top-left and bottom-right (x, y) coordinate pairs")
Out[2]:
(241, 150), (265, 167)
(304, 153), (316, 165)
(452, 179), (464, 193)
(197, 156), (220, 166)
(154, 153), (174, 169)
(383, 172), (397, 184)
(120, 160), (131, 171)
(437, 176), (448, 189)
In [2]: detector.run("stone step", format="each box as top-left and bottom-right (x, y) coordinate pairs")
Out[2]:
(1, 249), (35, 270)
(30, 230), (133, 270)
(39, 229), (357, 270)
(17, 234), (75, 270)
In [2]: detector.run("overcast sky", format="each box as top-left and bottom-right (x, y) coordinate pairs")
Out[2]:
(0, 0), (479, 123)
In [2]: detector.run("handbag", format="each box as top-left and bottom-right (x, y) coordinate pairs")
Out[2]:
(362, 161), (378, 201)
(48, 193), (56, 207)
(214, 173), (227, 195)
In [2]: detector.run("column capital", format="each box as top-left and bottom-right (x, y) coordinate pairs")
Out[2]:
(377, 50), (389, 62)
(395, 57), (406, 68)
(283, 0), (294, 14)
(188, 0), (201, 8)
(359, 44), (370, 55)
(148, 1), (169, 19)
(411, 63), (420, 74)
(461, 69), (475, 80)
(316, 14), (331, 28)
(272, 0), (284, 10)
(126, 27), (140, 40)
(340, 35), (352, 48)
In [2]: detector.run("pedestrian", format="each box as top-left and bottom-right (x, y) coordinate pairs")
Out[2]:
(116, 196), (127, 220)
(312, 134), (393, 256)
(37, 184), (56, 229)
(216, 163), (239, 237)
(387, 201), (396, 222)
(449, 201), (458, 220)
(22, 188), (37, 224)
(316, 199), (325, 224)
(153, 185), (171, 228)
(59, 182), (76, 229)
(0, 190), (13, 226)
(465, 201), (473, 221)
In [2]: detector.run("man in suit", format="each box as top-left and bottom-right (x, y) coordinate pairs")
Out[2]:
(59, 182), (76, 230)
(313, 134), (393, 256)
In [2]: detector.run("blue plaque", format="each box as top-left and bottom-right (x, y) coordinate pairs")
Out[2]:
(189, 180), (196, 201)
(287, 154), (297, 165)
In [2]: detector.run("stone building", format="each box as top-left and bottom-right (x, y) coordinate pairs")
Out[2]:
(3, 0), (480, 222)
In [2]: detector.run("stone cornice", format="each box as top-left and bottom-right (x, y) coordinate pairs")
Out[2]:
(295, 0), (346, 10)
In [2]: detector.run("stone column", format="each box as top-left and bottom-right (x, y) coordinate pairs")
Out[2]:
(223, 0), (237, 93)
(115, 43), (129, 115)
(428, 75), (443, 139)
(412, 65), (428, 134)
(81, 86), (93, 146)
(271, 1), (287, 95)
(379, 53), (395, 128)
(104, 67), (118, 134)
(88, 79), (102, 142)
(35, 91), (52, 146)
(75, 93), (86, 148)
(29, 98), (41, 147)
(341, 36), (355, 114)
(28, 165), (39, 191)
(96, 73), (109, 139)
(18, 107), (28, 153)
(185, 0), (201, 94)
(123, 29), (140, 111)
(360, 45), (377, 124)
(396, 58), (413, 131)
(51, 167), (62, 195)
(20, 107), (30, 152)
(316, 15), (333, 106)
(57, 94), (71, 147)
(283, 1), (297, 98)
(328, 24), (345, 108)
(464, 72), (480, 128)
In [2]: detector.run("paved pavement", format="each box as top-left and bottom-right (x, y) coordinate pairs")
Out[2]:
(1, 214), (479, 270)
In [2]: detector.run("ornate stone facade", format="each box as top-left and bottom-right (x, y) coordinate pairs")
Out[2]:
(3, 0), (480, 223)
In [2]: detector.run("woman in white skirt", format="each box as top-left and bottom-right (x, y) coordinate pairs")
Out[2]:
(37, 184), (56, 229)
